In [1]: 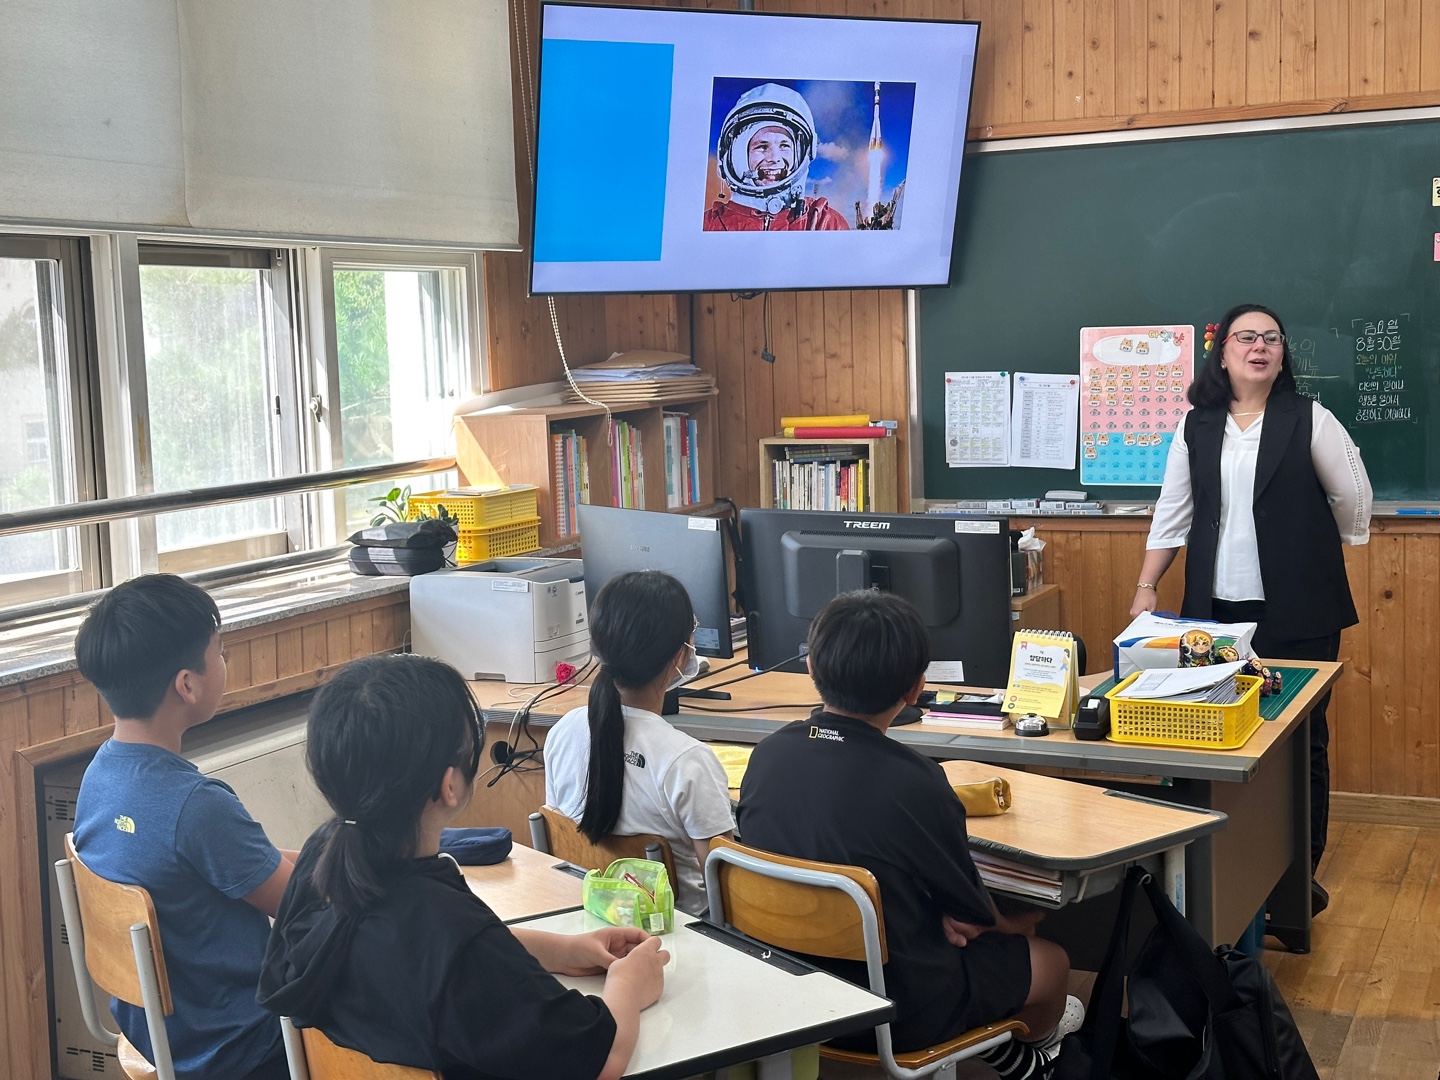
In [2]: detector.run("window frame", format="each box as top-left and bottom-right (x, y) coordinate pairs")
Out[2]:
(0, 234), (104, 607)
(309, 247), (485, 541)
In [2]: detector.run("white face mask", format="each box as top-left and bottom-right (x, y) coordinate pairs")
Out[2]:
(666, 641), (700, 691)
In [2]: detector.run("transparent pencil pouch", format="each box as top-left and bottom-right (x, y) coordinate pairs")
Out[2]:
(582, 858), (675, 934)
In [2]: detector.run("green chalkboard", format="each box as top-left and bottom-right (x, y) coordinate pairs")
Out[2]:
(919, 118), (1440, 501)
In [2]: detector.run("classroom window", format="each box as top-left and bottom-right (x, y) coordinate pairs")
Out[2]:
(330, 263), (469, 532)
(138, 246), (291, 562)
(0, 238), (94, 602)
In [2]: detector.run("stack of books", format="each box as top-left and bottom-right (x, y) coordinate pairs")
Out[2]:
(663, 412), (701, 508)
(923, 691), (1010, 730)
(551, 429), (590, 537)
(610, 419), (644, 508)
(566, 350), (715, 404)
(772, 446), (868, 511)
(780, 413), (896, 438)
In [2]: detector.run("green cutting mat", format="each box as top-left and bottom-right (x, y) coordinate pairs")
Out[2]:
(1090, 666), (1318, 721)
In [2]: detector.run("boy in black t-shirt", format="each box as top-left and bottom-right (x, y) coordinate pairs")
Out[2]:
(737, 591), (1080, 1079)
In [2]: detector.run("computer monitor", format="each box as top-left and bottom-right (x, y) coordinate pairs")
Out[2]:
(577, 504), (734, 659)
(739, 508), (1012, 687)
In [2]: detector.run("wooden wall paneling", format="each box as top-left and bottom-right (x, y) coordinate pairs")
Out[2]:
(249, 633), (278, 687)
(979, 0), (1026, 126)
(63, 679), (103, 738)
(1022, 0), (1057, 122)
(900, 0), (933, 19)
(1421, 0), (1440, 89)
(1114, 0), (1150, 112)
(302, 623), (328, 673)
(1402, 533), (1440, 796)
(1212, 0), (1249, 107)
(792, 291), (827, 421)
(1178, 0), (1215, 110)
(878, 292), (909, 509)
(325, 612), (352, 667)
(1054, 0), (1087, 119)
(741, 295), (777, 508)
(1367, 532), (1405, 794)
(1083, 0), (1118, 118)
(1246, 0), (1283, 104)
(276, 626), (305, 681)
(1315, 0), (1352, 94)
(964, 0), (1002, 128)
(1, 694), (33, 1079)
(226, 638), (253, 689)
(1280, 0), (1317, 102)
(769, 293), (803, 437)
(1147, 0), (1182, 111)
(1335, 544), (1373, 793)
(821, 292), (856, 416)
(1386, 0), (1423, 91)
(850, 290), (884, 441)
(710, 294), (751, 505)
(1352, 0), (1388, 94)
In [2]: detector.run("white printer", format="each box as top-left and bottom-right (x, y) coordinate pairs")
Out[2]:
(410, 558), (590, 682)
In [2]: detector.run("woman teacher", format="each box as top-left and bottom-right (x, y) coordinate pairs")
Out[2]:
(1130, 303), (1372, 914)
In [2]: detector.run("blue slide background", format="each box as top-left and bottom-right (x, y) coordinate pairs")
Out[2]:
(534, 40), (675, 262)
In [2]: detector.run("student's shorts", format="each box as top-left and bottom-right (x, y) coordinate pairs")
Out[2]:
(828, 930), (1033, 1053)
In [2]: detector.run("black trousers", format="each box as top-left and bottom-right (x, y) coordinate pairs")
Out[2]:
(1210, 598), (1341, 873)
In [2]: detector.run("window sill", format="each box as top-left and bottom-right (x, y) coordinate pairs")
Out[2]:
(0, 559), (410, 689)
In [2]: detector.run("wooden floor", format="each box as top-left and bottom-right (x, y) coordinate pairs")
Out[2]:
(1266, 819), (1440, 1079)
(822, 818), (1440, 1080)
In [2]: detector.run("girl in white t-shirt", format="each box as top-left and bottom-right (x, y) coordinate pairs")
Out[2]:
(545, 571), (735, 913)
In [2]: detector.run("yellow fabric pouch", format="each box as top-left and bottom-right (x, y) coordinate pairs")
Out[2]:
(952, 777), (1013, 816)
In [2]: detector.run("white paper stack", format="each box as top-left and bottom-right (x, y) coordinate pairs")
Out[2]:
(1114, 661), (1247, 702)
(970, 852), (1064, 903)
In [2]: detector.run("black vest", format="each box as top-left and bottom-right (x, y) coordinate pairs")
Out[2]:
(1181, 389), (1358, 641)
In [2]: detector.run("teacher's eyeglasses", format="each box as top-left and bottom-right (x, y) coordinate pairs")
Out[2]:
(1224, 330), (1284, 347)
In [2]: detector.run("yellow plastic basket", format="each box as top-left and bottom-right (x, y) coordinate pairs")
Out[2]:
(454, 518), (542, 563)
(409, 486), (538, 529)
(1105, 672), (1264, 750)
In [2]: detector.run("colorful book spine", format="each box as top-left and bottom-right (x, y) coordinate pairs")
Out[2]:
(687, 417), (699, 504)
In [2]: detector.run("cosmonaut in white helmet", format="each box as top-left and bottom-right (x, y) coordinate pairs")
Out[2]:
(703, 82), (849, 232)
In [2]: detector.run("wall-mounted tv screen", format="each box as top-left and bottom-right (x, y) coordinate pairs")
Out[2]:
(530, 3), (980, 294)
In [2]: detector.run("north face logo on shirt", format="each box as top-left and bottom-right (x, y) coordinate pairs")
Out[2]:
(624, 750), (647, 768)
(114, 815), (135, 834)
(808, 727), (844, 743)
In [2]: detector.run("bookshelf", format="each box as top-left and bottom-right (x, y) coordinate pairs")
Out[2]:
(453, 392), (718, 549)
(758, 436), (898, 513)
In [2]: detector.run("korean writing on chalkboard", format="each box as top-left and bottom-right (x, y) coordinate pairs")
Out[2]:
(1352, 315), (1411, 424)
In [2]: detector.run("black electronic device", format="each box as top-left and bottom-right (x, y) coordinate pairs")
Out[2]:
(891, 704), (925, 726)
(578, 504), (734, 659)
(739, 507), (1013, 688)
(1014, 715), (1050, 738)
(1073, 694), (1112, 741)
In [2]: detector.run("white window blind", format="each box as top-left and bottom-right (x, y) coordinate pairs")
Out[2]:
(1, 0), (519, 248)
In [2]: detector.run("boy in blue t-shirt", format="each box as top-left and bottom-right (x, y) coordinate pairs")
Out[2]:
(72, 574), (294, 1080)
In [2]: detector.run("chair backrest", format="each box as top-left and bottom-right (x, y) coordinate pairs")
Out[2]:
(63, 833), (174, 1014)
(534, 805), (677, 883)
(282, 1016), (442, 1080)
(706, 837), (888, 965)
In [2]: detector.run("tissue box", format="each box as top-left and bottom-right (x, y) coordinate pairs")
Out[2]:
(1010, 550), (1044, 596)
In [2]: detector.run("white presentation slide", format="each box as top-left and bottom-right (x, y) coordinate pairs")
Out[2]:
(530, 3), (979, 294)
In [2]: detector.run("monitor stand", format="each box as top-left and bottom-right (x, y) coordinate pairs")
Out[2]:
(661, 686), (732, 716)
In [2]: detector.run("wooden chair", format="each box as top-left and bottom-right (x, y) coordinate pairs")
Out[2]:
(53, 833), (177, 1080)
(528, 805), (677, 882)
(279, 1016), (441, 1080)
(705, 837), (1028, 1080)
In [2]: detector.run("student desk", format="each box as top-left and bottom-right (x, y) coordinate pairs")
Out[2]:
(459, 841), (584, 922)
(659, 657), (1343, 955)
(512, 908), (893, 1080)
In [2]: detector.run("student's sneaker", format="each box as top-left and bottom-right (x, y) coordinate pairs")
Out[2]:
(1032, 995), (1086, 1060)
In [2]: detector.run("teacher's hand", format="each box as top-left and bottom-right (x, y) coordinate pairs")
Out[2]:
(1129, 588), (1159, 618)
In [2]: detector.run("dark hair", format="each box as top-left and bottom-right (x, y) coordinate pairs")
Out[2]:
(1188, 303), (1297, 409)
(74, 574), (221, 720)
(305, 654), (483, 914)
(807, 590), (931, 716)
(580, 571), (694, 842)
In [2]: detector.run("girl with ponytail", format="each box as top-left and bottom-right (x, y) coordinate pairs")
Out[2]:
(258, 654), (667, 1080)
(545, 571), (735, 913)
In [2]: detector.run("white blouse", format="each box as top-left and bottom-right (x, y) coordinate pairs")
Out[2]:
(1146, 400), (1372, 602)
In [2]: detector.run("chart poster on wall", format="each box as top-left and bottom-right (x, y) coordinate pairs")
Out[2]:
(1079, 325), (1194, 486)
